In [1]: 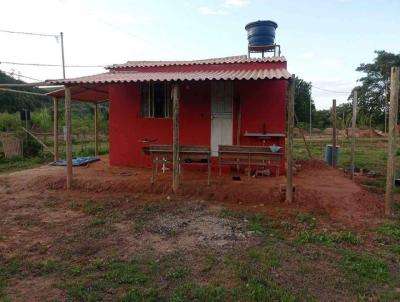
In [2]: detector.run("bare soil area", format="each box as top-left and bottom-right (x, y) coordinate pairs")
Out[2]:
(0, 158), (398, 301)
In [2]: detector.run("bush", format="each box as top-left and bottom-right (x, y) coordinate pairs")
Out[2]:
(0, 112), (20, 131)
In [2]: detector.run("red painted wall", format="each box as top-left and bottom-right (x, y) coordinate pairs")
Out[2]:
(109, 78), (286, 171)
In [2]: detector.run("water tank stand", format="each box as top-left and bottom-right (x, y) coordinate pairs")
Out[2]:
(247, 44), (281, 58)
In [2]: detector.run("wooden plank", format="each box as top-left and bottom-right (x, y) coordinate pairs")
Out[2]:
(385, 66), (400, 217)
(286, 75), (295, 203)
(350, 90), (357, 179)
(172, 84), (180, 193)
(22, 127), (54, 155)
(53, 97), (59, 161)
(65, 86), (73, 190)
(94, 103), (99, 156)
(332, 99), (337, 168)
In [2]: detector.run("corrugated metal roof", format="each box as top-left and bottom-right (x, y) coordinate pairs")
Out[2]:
(109, 55), (286, 69)
(46, 68), (291, 85)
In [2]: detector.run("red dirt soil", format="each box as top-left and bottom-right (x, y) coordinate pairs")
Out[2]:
(0, 157), (384, 228)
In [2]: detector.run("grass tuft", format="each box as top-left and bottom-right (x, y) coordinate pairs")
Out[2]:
(340, 251), (389, 281)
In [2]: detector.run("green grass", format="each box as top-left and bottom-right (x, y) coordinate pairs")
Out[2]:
(298, 230), (362, 246)
(0, 156), (44, 174)
(378, 222), (400, 240)
(294, 137), (391, 173)
(340, 251), (389, 282)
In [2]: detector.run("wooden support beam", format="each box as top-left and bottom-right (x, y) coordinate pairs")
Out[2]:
(385, 66), (400, 217)
(65, 86), (73, 190)
(53, 97), (59, 161)
(286, 75), (295, 204)
(94, 103), (99, 157)
(172, 84), (180, 193)
(332, 99), (337, 168)
(350, 90), (358, 179)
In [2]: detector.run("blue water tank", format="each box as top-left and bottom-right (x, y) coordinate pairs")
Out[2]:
(245, 20), (278, 47)
(324, 144), (340, 166)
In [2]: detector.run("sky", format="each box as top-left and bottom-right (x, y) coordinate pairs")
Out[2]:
(0, 0), (399, 109)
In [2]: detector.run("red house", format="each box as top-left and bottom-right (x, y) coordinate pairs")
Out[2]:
(48, 55), (290, 175)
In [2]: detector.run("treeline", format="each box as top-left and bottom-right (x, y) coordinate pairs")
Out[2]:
(295, 50), (400, 131)
(0, 71), (109, 133)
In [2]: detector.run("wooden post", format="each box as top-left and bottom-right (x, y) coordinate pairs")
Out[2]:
(350, 90), (357, 179)
(94, 102), (99, 157)
(332, 99), (337, 168)
(286, 75), (295, 204)
(237, 96), (241, 145)
(385, 66), (400, 217)
(65, 86), (73, 190)
(53, 97), (59, 161)
(172, 84), (180, 193)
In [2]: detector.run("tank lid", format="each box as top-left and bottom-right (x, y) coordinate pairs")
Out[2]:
(245, 20), (278, 30)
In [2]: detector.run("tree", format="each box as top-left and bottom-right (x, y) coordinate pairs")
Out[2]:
(353, 50), (400, 128)
(294, 76), (316, 127)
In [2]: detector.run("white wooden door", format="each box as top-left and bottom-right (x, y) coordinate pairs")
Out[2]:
(211, 81), (233, 156)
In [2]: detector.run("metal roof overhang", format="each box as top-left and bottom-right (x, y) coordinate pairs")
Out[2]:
(46, 84), (109, 103)
(45, 68), (291, 86)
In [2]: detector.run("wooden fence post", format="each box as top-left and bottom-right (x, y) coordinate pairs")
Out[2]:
(53, 97), (59, 161)
(385, 66), (400, 217)
(332, 99), (337, 168)
(65, 86), (73, 190)
(172, 84), (180, 193)
(350, 90), (357, 179)
(94, 102), (99, 157)
(286, 75), (295, 203)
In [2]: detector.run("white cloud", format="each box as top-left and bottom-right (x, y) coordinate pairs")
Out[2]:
(198, 6), (226, 15)
(224, 0), (249, 8)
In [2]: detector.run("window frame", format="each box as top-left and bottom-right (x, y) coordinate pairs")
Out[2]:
(140, 82), (172, 119)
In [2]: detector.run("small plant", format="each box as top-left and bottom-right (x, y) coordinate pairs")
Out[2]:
(340, 251), (389, 281)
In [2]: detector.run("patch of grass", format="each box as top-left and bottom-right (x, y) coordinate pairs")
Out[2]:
(120, 288), (159, 302)
(83, 201), (104, 215)
(378, 222), (400, 240)
(166, 266), (190, 280)
(296, 213), (316, 227)
(340, 251), (389, 281)
(0, 156), (44, 174)
(192, 285), (226, 302)
(104, 261), (147, 286)
(298, 230), (361, 246)
(0, 257), (24, 299)
(89, 217), (106, 226)
(219, 209), (242, 219)
(246, 213), (268, 235)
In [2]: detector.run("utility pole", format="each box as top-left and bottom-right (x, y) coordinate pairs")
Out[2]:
(60, 32), (66, 79)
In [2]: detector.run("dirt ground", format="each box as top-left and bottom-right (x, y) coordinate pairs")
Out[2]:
(1, 157), (383, 227)
(0, 158), (396, 301)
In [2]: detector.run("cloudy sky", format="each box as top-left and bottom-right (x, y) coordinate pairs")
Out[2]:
(0, 0), (399, 109)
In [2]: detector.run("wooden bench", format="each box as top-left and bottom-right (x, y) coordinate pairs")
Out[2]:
(218, 145), (283, 177)
(143, 144), (211, 184)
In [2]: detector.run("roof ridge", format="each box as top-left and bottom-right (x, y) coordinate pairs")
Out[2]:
(108, 55), (286, 69)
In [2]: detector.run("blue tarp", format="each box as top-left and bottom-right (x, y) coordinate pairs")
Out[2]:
(50, 156), (100, 166)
